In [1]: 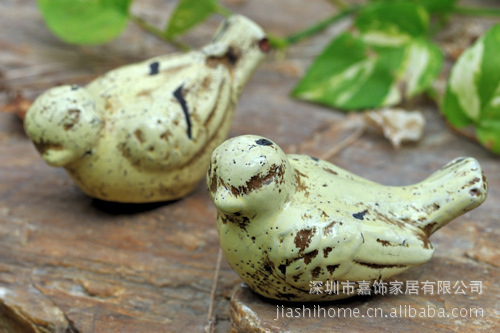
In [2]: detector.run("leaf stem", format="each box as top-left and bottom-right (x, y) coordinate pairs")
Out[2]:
(446, 123), (479, 143)
(267, 34), (289, 49)
(452, 6), (500, 17)
(129, 14), (191, 51)
(285, 5), (361, 45)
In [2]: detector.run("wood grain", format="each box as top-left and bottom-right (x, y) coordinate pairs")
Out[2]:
(1, 1), (499, 332)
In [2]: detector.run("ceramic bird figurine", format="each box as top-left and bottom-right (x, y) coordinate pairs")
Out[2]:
(24, 15), (269, 203)
(207, 135), (487, 301)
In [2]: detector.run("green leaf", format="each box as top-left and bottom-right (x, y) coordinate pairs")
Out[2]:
(165, 0), (217, 38)
(292, 32), (442, 110)
(443, 24), (500, 153)
(356, 2), (430, 40)
(37, 0), (132, 45)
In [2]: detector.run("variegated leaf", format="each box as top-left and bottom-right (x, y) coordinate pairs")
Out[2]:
(443, 24), (500, 152)
(292, 2), (442, 111)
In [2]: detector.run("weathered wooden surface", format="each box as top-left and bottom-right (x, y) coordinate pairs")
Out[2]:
(1, 0), (499, 332)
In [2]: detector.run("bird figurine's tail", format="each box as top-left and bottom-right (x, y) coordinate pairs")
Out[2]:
(403, 157), (487, 236)
(202, 15), (269, 94)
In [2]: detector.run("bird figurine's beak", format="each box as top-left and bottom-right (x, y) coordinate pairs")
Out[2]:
(41, 148), (76, 167)
(212, 187), (245, 215)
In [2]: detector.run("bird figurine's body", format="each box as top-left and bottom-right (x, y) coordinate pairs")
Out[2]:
(207, 135), (488, 301)
(24, 16), (269, 203)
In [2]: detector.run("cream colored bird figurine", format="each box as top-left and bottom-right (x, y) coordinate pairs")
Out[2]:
(24, 16), (269, 203)
(207, 135), (488, 301)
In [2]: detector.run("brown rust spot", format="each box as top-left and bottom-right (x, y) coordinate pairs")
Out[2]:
(134, 129), (145, 144)
(104, 99), (113, 111)
(201, 76), (211, 90)
(294, 169), (310, 195)
(326, 264), (339, 275)
(303, 249), (318, 265)
(470, 188), (480, 197)
(209, 167), (218, 194)
(219, 214), (229, 225)
(294, 228), (316, 253)
(469, 177), (481, 186)
(415, 231), (433, 249)
(225, 214), (250, 231)
(245, 166), (277, 192)
(136, 89), (153, 97)
(311, 266), (321, 279)
(376, 238), (391, 247)
(228, 164), (283, 197)
(206, 46), (241, 69)
(218, 177), (230, 194)
(322, 167), (338, 175)
(295, 169), (308, 178)
(372, 210), (406, 229)
(63, 109), (80, 131)
(324, 221), (338, 235)
(262, 264), (273, 274)
(160, 130), (172, 140)
(301, 213), (312, 220)
(323, 247), (333, 258)
(422, 222), (438, 237)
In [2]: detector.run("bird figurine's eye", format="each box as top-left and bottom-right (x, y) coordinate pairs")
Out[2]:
(258, 38), (270, 53)
(255, 138), (273, 146)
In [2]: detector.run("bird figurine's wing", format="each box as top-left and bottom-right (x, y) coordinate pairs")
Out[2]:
(86, 53), (233, 171)
(267, 209), (434, 292)
(342, 221), (434, 281)
(265, 155), (436, 291)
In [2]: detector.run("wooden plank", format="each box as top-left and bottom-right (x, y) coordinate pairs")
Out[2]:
(1, 1), (499, 332)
